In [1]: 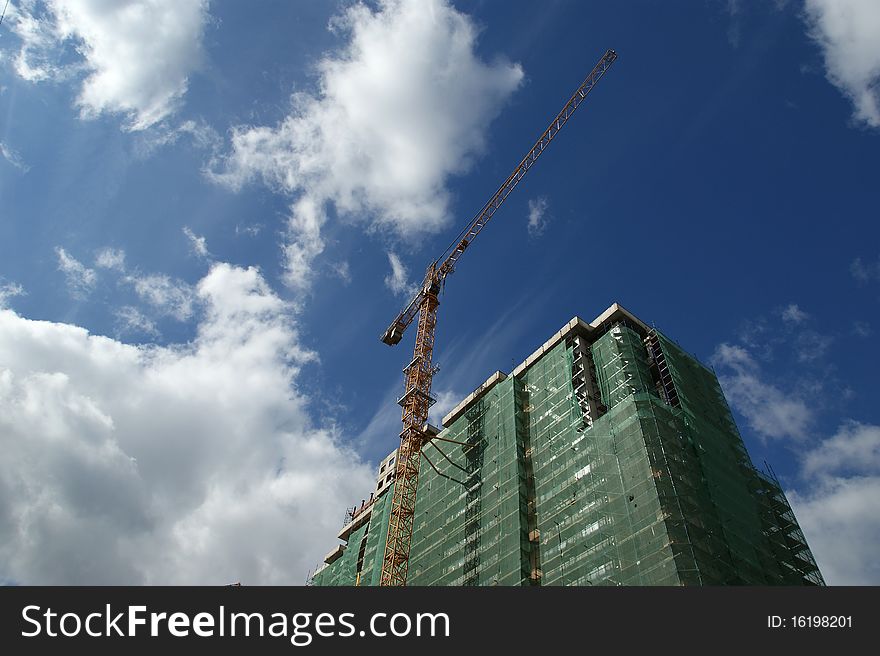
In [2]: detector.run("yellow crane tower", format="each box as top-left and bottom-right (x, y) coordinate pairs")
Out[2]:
(379, 48), (618, 586)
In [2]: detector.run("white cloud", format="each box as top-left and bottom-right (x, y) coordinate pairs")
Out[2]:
(282, 196), (326, 291)
(527, 196), (549, 237)
(715, 309), (878, 583)
(0, 281), (26, 308)
(235, 223), (263, 238)
(781, 303), (808, 323)
(850, 255), (880, 282)
(428, 389), (462, 428)
(0, 263), (373, 584)
(55, 247), (97, 299)
(853, 321), (871, 337)
(126, 274), (195, 322)
(384, 252), (415, 297)
(804, 0), (880, 128)
(133, 119), (221, 159)
(711, 343), (813, 439)
(355, 388), (404, 458)
(94, 247), (126, 271)
(725, 0), (742, 48)
(183, 226), (210, 259)
(788, 476), (880, 584)
(0, 141), (30, 172)
(802, 421), (880, 477)
(9, 0), (209, 130)
(177, 119), (220, 149)
(788, 421), (880, 584)
(734, 305), (832, 364)
(114, 306), (159, 340)
(332, 261), (352, 285)
(209, 0), (523, 290)
(5, 1), (63, 82)
(795, 329), (833, 362)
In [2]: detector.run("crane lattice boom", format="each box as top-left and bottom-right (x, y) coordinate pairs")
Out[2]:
(379, 48), (617, 587)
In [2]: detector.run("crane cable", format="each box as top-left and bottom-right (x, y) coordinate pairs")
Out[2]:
(0, 1), (10, 27)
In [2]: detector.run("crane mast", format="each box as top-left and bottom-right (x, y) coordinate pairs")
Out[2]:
(379, 49), (617, 587)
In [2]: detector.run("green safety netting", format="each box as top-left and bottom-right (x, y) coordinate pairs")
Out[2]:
(313, 322), (823, 587)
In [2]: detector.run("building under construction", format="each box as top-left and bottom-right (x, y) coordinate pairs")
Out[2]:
(311, 303), (824, 586)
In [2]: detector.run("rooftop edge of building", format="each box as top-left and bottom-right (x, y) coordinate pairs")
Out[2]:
(441, 302), (648, 428)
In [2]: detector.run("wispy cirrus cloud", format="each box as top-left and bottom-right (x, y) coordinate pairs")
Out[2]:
(125, 273), (196, 322)
(0, 281), (26, 309)
(850, 255), (880, 282)
(332, 262), (352, 285)
(55, 247), (97, 299)
(780, 303), (809, 323)
(526, 196), (550, 238)
(94, 247), (126, 271)
(0, 141), (30, 172)
(183, 226), (210, 259)
(384, 252), (416, 298)
(114, 305), (159, 340)
(852, 321), (871, 337)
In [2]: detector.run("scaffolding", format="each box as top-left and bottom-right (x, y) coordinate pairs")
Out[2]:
(314, 314), (824, 586)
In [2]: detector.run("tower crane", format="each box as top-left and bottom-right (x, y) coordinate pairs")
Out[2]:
(379, 49), (618, 586)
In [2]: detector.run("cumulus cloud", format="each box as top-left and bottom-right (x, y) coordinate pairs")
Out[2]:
(94, 247), (126, 271)
(804, 0), (880, 128)
(0, 263), (373, 584)
(208, 0), (523, 290)
(125, 274), (195, 322)
(384, 252), (415, 297)
(789, 476), (880, 584)
(802, 421), (880, 477)
(711, 343), (812, 439)
(527, 196), (549, 237)
(183, 226), (210, 259)
(55, 247), (97, 299)
(9, 0), (209, 130)
(788, 421), (880, 584)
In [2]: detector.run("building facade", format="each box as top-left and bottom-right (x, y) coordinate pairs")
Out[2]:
(311, 304), (823, 586)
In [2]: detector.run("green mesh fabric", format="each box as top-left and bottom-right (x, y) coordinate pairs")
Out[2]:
(312, 322), (823, 586)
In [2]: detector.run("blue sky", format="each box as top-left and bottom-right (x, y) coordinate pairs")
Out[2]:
(0, 0), (878, 585)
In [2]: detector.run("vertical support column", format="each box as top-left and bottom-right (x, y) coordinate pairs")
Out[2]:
(380, 288), (440, 586)
(515, 377), (542, 585)
(462, 402), (486, 585)
(569, 334), (606, 429)
(645, 330), (680, 408)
